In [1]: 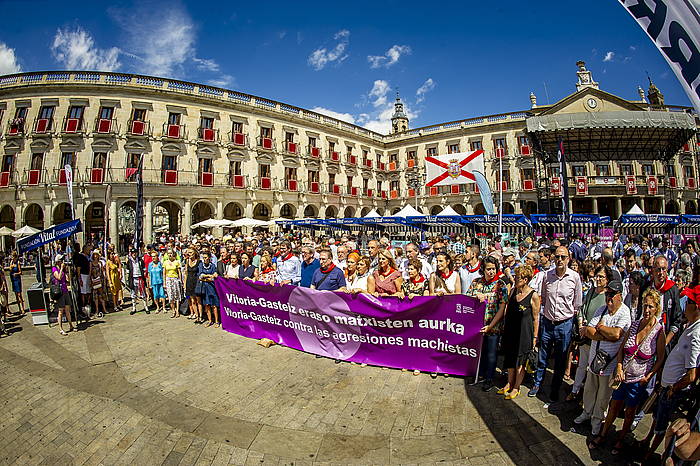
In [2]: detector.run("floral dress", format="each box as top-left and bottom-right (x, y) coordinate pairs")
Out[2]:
(466, 276), (509, 333)
(401, 276), (428, 296)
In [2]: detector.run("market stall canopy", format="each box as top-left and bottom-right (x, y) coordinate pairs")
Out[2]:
(190, 218), (236, 229)
(0, 226), (14, 236)
(391, 205), (423, 218)
(625, 204), (645, 215)
(230, 218), (270, 227)
(526, 110), (696, 162)
(12, 225), (40, 238)
(437, 206), (461, 216)
(616, 213), (680, 234)
(363, 209), (381, 218)
(531, 214), (611, 235)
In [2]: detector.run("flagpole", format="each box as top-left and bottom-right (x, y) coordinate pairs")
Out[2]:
(498, 151), (503, 236)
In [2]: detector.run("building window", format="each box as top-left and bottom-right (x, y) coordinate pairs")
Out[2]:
(99, 107), (114, 120)
(200, 116), (214, 129)
(595, 164), (610, 176)
(493, 138), (507, 155)
(31, 153), (43, 170)
(426, 147), (437, 156)
(285, 132), (294, 143)
(127, 153), (140, 170)
(390, 180), (400, 192)
(167, 112), (181, 125)
(684, 165), (695, 179)
(517, 135), (529, 146)
(619, 163), (634, 176)
(14, 107), (28, 120)
(346, 146), (353, 156)
(573, 165), (586, 177)
(2, 154), (14, 172)
(232, 121), (243, 133)
(407, 150), (417, 160)
(308, 170), (319, 183)
(93, 152), (107, 169)
(551, 166), (561, 177)
(329, 142), (336, 152)
(470, 140), (483, 151)
(61, 152), (75, 168)
(230, 160), (241, 175)
(308, 136), (317, 147)
(328, 173), (336, 191)
(285, 167), (297, 181)
(363, 178), (369, 191)
(39, 105), (54, 120)
(389, 152), (398, 163)
(346, 175), (353, 194)
(667, 164), (676, 177)
(132, 108), (146, 121)
(162, 155), (177, 171)
(642, 164), (655, 176)
(260, 127), (272, 139)
(377, 180), (383, 193)
(199, 158), (213, 174)
(522, 168), (534, 180)
(259, 164), (271, 178)
(448, 143), (459, 154)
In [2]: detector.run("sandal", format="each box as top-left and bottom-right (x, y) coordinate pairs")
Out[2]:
(215, 323), (220, 328)
(497, 385), (511, 395)
(611, 441), (623, 455)
(205, 321), (212, 327)
(587, 435), (604, 449)
(59, 330), (67, 336)
(505, 390), (520, 400)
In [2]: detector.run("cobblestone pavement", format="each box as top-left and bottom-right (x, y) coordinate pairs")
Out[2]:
(1, 278), (659, 465)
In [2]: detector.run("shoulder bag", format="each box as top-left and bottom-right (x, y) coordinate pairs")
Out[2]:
(609, 322), (660, 389)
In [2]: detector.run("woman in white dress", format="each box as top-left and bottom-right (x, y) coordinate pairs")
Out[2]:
(346, 256), (371, 293)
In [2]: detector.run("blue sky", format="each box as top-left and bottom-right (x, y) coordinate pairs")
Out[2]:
(0, 0), (695, 134)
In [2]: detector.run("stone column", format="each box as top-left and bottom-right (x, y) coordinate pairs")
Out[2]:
(109, 200), (118, 248)
(183, 199), (191, 235)
(638, 198), (646, 213)
(144, 198), (153, 244)
(592, 198), (599, 214)
(615, 198), (622, 219)
(680, 198), (686, 214)
(214, 199), (224, 237)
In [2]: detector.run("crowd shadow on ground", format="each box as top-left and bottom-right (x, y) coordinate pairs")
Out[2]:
(463, 369), (644, 465)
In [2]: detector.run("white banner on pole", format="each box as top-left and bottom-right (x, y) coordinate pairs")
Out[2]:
(619, 0), (700, 113)
(425, 150), (485, 187)
(65, 164), (74, 220)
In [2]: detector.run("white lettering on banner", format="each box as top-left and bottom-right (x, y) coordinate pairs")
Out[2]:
(620, 0), (700, 113)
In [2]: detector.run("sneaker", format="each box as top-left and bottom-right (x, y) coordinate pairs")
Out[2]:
(574, 412), (591, 425)
(591, 419), (602, 436)
(527, 385), (540, 397)
(129, 309), (136, 315)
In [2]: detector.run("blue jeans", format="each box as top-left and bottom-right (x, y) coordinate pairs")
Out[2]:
(533, 317), (573, 396)
(478, 334), (500, 381)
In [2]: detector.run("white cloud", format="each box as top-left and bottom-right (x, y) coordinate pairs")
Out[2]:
(416, 78), (435, 103)
(121, 9), (195, 76)
(51, 27), (121, 71)
(307, 29), (350, 70)
(0, 43), (21, 74)
(603, 51), (615, 62)
(367, 45), (411, 69)
(207, 75), (235, 87)
(193, 57), (220, 72)
(369, 79), (390, 107)
(311, 106), (356, 124)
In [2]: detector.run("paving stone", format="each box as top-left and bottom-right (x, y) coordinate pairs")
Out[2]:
(249, 426), (323, 461)
(316, 433), (389, 463)
(390, 434), (461, 463)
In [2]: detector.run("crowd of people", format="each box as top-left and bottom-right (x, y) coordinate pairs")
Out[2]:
(1, 227), (699, 462)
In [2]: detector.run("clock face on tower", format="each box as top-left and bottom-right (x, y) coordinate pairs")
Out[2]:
(587, 98), (598, 109)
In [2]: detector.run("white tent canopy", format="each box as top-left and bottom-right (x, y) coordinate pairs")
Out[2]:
(0, 226), (14, 236)
(230, 218), (269, 227)
(190, 218), (235, 229)
(625, 204), (645, 215)
(266, 217), (288, 226)
(391, 205), (423, 218)
(363, 209), (381, 218)
(437, 205), (461, 216)
(12, 225), (40, 238)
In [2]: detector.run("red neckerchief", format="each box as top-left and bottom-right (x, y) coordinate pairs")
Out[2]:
(467, 262), (480, 273)
(274, 251), (281, 257)
(533, 267), (540, 275)
(262, 267), (274, 274)
(280, 252), (293, 262)
(320, 263), (336, 274)
(655, 278), (675, 293)
(379, 267), (396, 279)
(440, 270), (453, 280)
(485, 271), (504, 285)
(411, 275), (426, 285)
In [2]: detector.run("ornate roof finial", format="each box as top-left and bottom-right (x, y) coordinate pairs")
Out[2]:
(576, 60), (599, 91)
(530, 91), (537, 108)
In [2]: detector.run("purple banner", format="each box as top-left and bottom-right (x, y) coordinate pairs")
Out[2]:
(215, 278), (486, 376)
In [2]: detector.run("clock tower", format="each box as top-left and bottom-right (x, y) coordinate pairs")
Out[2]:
(391, 93), (409, 134)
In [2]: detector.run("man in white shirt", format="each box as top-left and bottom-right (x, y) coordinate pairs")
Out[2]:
(335, 245), (348, 271)
(574, 279), (631, 435)
(459, 244), (481, 293)
(399, 242), (432, 280)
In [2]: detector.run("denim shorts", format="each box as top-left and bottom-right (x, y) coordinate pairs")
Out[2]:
(611, 381), (646, 408)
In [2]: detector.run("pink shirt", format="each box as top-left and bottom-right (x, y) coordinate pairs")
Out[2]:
(540, 268), (582, 322)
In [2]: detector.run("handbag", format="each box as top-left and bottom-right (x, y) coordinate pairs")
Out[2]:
(50, 283), (63, 300)
(589, 340), (614, 375)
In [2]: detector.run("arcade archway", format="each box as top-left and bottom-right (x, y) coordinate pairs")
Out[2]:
(223, 202), (243, 220)
(153, 201), (181, 236)
(280, 203), (296, 219)
(303, 205), (318, 218)
(85, 201), (105, 242)
(324, 206), (337, 219)
(53, 202), (73, 225)
(24, 204), (44, 230)
(253, 203), (271, 220)
(192, 201), (214, 226)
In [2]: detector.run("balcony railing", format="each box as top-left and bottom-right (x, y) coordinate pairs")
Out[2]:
(32, 117), (54, 134)
(5, 118), (25, 136)
(163, 123), (185, 139)
(287, 179), (298, 191)
(308, 146), (320, 158)
(87, 167), (105, 184)
(0, 170), (16, 187)
(198, 127), (218, 143)
(230, 132), (247, 146)
(62, 117), (84, 134)
(259, 176), (272, 189)
(94, 118), (117, 134)
(328, 150), (340, 162)
(24, 168), (44, 186)
(200, 171), (214, 186)
(229, 173), (246, 188)
(285, 141), (298, 154)
(257, 137), (274, 151)
(347, 154), (357, 165)
(127, 119), (150, 137)
(309, 181), (320, 193)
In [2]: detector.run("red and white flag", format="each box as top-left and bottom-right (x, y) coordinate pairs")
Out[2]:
(626, 175), (637, 195)
(575, 176), (588, 195)
(647, 175), (658, 195)
(425, 150), (484, 187)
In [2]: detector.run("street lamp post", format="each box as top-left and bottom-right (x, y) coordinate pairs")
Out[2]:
(407, 168), (426, 212)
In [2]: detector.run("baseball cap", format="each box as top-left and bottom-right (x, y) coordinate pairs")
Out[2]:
(54, 254), (64, 263)
(606, 280), (623, 294)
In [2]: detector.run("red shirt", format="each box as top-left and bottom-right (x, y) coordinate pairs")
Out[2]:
(143, 253), (153, 276)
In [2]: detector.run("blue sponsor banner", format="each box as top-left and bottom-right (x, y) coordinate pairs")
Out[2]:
(17, 219), (82, 254)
